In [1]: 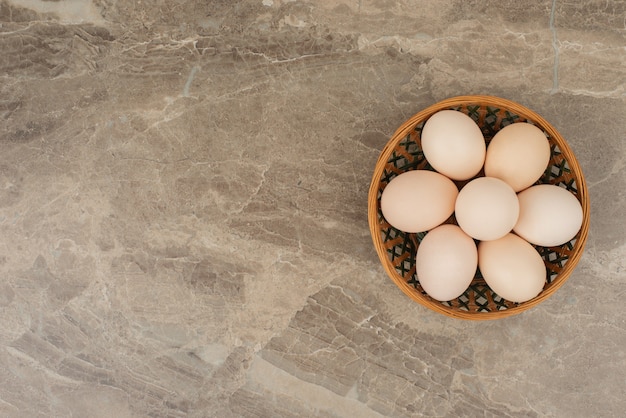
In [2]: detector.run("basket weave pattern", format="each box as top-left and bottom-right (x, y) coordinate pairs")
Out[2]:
(368, 96), (590, 320)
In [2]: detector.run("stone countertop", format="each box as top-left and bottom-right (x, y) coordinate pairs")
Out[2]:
(1, 1), (624, 417)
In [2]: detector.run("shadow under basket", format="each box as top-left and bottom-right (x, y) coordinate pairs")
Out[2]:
(368, 95), (590, 320)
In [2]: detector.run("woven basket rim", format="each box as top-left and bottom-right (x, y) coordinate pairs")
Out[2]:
(368, 95), (590, 320)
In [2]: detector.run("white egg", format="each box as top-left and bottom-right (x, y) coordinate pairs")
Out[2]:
(416, 224), (477, 301)
(455, 177), (520, 241)
(484, 122), (551, 192)
(514, 184), (583, 247)
(381, 170), (458, 233)
(421, 110), (486, 180)
(478, 233), (546, 303)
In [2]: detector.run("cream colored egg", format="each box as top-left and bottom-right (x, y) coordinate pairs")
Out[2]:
(478, 233), (546, 303)
(514, 184), (583, 247)
(455, 177), (520, 241)
(421, 110), (486, 180)
(381, 170), (458, 233)
(416, 224), (477, 301)
(484, 122), (551, 192)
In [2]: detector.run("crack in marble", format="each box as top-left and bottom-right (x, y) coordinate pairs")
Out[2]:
(587, 158), (626, 188)
(561, 86), (626, 98)
(550, 0), (560, 94)
(240, 50), (326, 64)
(233, 164), (270, 215)
(5, 346), (82, 386)
(182, 65), (200, 97)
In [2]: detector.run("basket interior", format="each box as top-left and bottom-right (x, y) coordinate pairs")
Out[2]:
(375, 103), (581, 314)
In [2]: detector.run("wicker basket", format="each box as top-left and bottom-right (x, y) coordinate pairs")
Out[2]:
(368, 95), (590, 320)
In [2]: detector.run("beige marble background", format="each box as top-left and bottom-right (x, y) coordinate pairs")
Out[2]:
(1, 0), (625, 417)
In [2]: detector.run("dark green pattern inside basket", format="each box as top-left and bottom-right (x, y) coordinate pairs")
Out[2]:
(377, 104), (580, 313)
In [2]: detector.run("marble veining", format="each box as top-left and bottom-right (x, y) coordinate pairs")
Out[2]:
(1, 0), (625, 417)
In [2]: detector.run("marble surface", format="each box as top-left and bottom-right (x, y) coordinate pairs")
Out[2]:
(1, 0), (625, 416)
